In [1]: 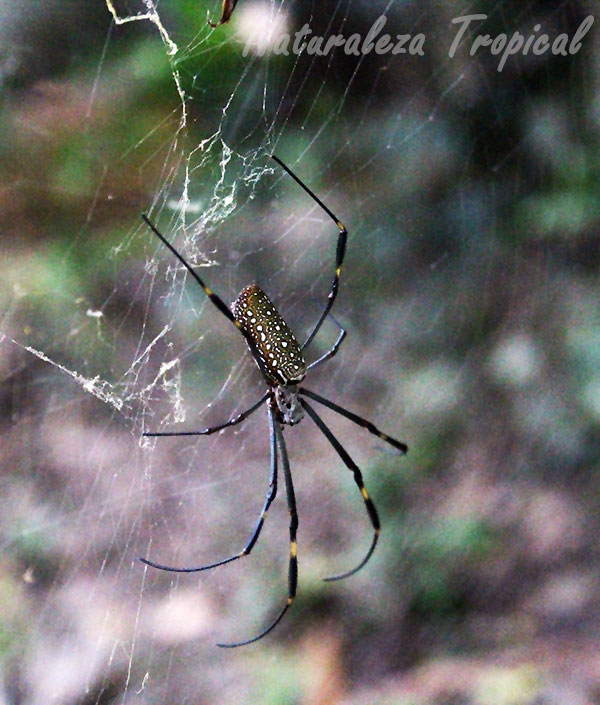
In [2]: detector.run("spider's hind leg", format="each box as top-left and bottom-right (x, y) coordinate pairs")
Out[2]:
(217, 403), (299, 647)
(301, 398), (381, 581)
(140, 394), (277, 575)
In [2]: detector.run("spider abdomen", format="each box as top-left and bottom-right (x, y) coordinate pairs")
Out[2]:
(233, 284), (306, 386)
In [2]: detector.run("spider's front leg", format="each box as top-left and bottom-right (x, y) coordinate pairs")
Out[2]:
(270, 156), (348, 351)
(306, 314), (347, 372)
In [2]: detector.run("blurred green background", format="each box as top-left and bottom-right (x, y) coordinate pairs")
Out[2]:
(1, 1), (600, 703)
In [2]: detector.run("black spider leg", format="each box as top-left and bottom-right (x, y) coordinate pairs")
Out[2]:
(300, 399), (381, 582)
(218, 402), (298, 648)
(300, 388), (408, 454)
(143, 391), (269, 438)
(142, 214), (239, 326)
(306, 315), (346, 373)
(270, 155), (347, 351)
(141, 214), (271, 382)
(140, 394), (277, 574)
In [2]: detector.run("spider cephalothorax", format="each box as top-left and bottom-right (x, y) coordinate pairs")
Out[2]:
(141, 155), (408, 648)
(274, 384), (304, 426)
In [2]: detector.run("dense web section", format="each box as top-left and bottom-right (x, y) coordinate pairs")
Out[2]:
(1, 0), (596, 702)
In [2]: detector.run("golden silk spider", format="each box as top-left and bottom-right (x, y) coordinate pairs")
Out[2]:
(141, 155), (407, 648)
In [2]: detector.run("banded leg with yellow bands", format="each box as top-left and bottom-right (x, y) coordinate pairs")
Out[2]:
(301, 221), (346, 350)
(141, 214), (239, 327)
(300, 387), (408, 454)
(301, 399), (381, 582)
(217, 403), (298, 648)
(142, 214), (274, 381)
(270, 155), (348, 351)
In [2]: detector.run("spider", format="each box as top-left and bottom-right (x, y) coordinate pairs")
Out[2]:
(141, 155), (408, 648)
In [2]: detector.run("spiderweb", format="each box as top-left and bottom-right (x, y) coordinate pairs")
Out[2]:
(1, 0), (598, 703)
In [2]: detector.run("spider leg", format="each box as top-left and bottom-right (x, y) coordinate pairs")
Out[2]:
(300, 388), (408, 454)
(142, 215), (274, 381)
(218, 404), (298, 647)
(271, 155), (347, 351)
(300, 399), (380, 582)
(139, 396), (277, 574)
(143, 392), (269, 437)
(142, 214), (240, 328)
(306, 315), (346, 372)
